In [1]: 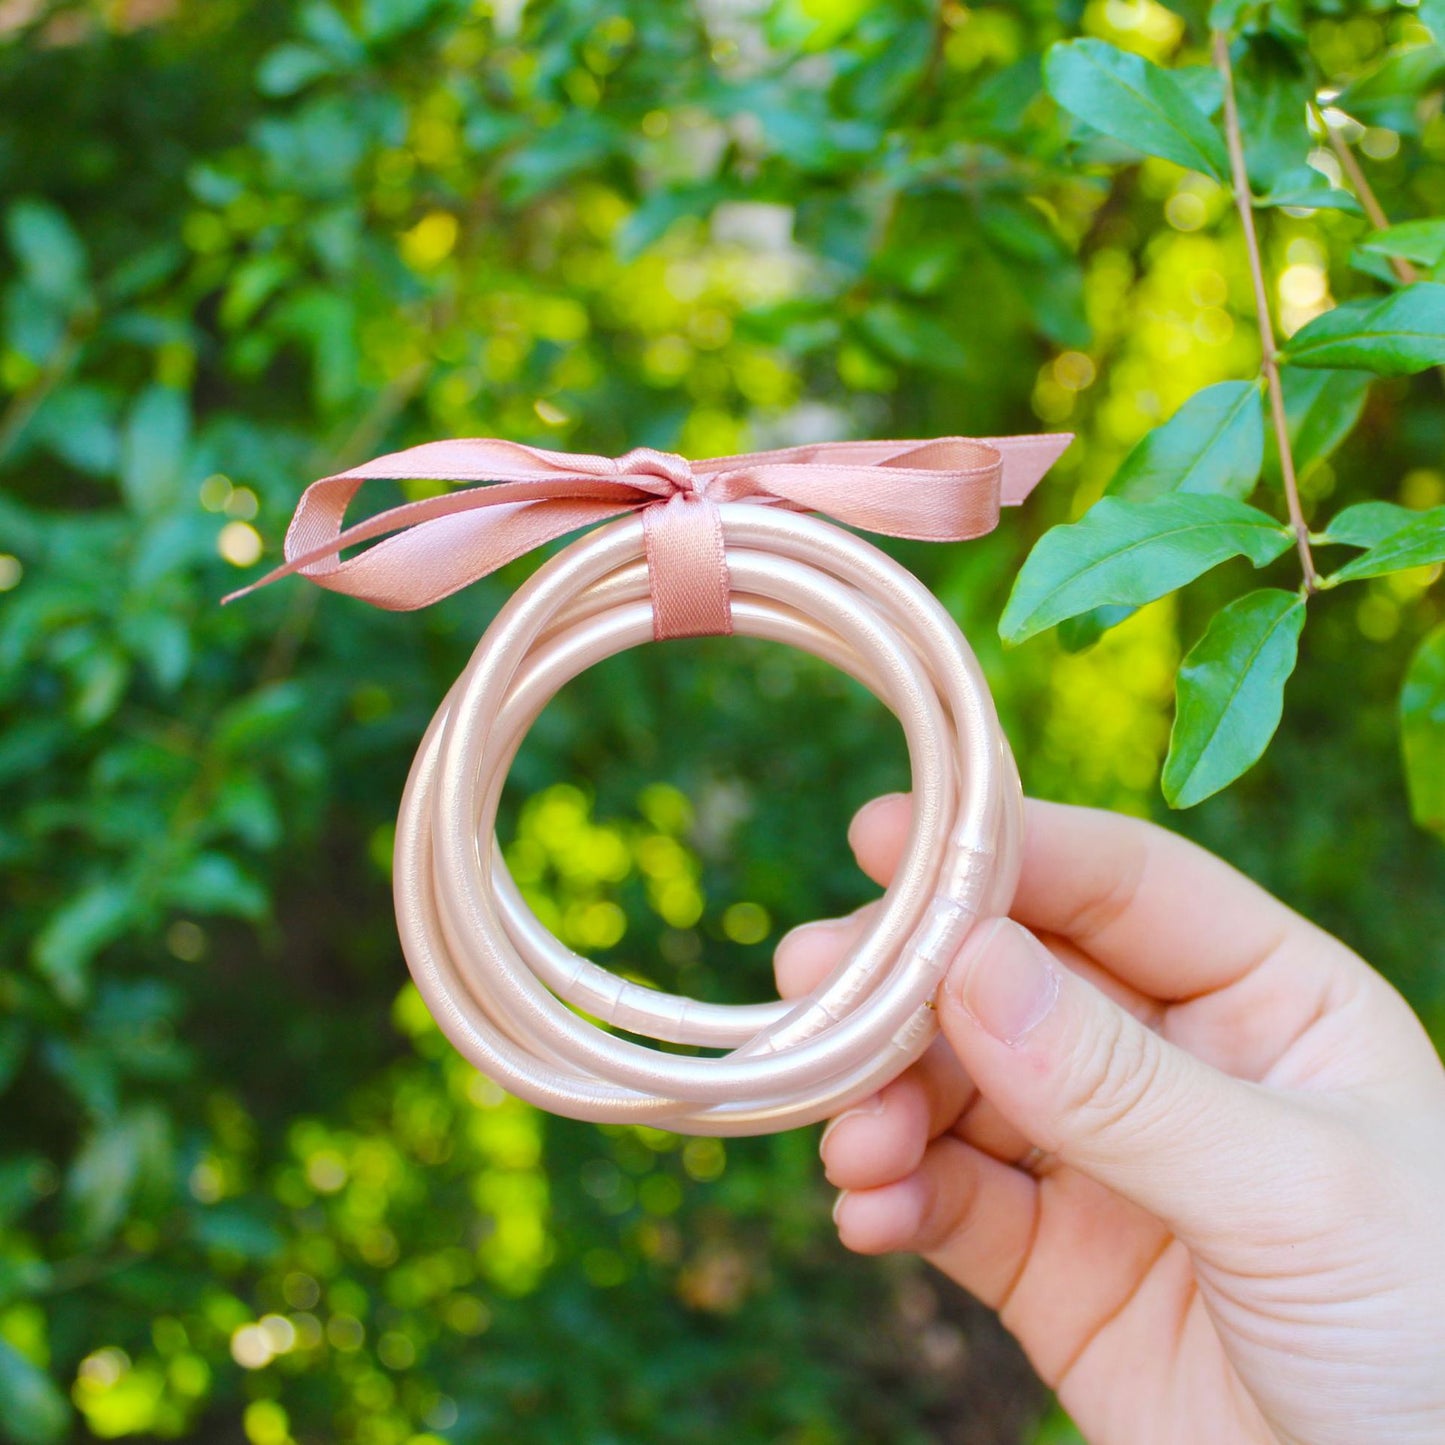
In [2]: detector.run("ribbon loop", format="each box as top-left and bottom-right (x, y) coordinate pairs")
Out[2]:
(224, 431), (1072, 638)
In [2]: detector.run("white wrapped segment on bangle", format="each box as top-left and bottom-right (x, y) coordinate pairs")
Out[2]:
(393, 505), (1023, 1136)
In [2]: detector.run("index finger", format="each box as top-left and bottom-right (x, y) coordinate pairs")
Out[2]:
(849, 793), (1355, 1001)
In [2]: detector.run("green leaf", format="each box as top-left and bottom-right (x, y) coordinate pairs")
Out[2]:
(160, 853), (268, 920)
(5, 198), (88, 305)
(0, 1339), (71, 1445)
(29, 384), (120, 475)
(1357, 218), (1445, 269)
(1163, 589), (1305, 807)
(1044, 38), (1228, 179)
(256, 42), (334, 96)
(1109, 381), (1264, 501)
(1401, 622), (1445, 837)
(1234, 35), (1309, 192)
(1328, 506), (1445, 583)
(767, 0), (872, 50)
(65, 1126), (138, 1245)
(31, 882), (134, 1007)
(1282, 284), (1445, 374)
(119, 384), (190, 516)
(1335, 44), (1445, 134)
(1272, 367), (1371, 480)
(1000, 494), (1293, 644)
(1253, 167), (1361, 214)
(219, 253), (294, 330)
(360, 0), (441, 41)
(1318, 501), (1421, 549)
(857, 300), (971, 377)
(1057, 604), (1137, 652)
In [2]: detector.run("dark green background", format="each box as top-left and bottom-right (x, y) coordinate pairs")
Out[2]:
(2, 1), (1442, 1442)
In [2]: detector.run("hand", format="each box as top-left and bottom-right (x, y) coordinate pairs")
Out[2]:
(775, 795), (1445, 1445)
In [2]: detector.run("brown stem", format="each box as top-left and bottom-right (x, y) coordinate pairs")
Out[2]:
(1318, 112), (1419, 284)
(1213, 31), (1319, 594)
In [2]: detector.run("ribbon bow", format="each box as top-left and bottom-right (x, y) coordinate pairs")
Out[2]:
(224, 432), (1072, 639)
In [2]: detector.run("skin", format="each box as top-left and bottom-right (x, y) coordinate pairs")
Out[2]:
(774, 794), (1445, 1445)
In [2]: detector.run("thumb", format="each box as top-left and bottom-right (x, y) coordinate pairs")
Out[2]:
(937, 918), (1318, 1247)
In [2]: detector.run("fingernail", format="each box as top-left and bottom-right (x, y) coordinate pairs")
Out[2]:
(948, 918), (1058, 1046)
(847, 792), (906, 854)
(831, 1189), (850, 1228)
(819, 1094), (884, 1153)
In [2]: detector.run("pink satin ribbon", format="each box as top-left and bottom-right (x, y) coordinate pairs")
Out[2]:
(224, 432), (1073, 639)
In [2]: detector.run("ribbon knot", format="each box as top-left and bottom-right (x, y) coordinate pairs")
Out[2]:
(224, 431), (1073, 641)
(615, 446), (702, 499)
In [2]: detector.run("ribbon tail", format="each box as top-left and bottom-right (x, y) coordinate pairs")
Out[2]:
(225, 498), (636, 610)
(987, 432), (1074, 506)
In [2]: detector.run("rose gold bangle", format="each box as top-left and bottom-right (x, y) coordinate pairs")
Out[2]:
(392, 505), (1022, 1136)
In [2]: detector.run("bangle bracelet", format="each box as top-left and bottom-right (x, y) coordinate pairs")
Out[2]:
(228, 432), (1069, 1134)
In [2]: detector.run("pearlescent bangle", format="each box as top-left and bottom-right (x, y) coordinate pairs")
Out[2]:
(227, 432), (1069, 1135)
(394, 507), (1022, 1134)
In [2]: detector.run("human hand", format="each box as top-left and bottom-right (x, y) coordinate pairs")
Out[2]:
(775, 795), (1445, 1445)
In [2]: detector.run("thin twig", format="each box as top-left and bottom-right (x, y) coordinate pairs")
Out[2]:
(1214, 31), (1319, 593)
(1315, 109), (1419, 284)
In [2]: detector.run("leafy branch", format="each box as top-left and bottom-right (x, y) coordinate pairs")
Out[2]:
(1010, 20), (1445, 821)
(1213, 28), (1317, 595)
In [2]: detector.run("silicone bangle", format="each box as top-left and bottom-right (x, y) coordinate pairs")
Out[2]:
(392, 504), (1022, 1136)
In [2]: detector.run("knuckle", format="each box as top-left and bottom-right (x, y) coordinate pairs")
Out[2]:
(1057, 1009), (1172, 1145)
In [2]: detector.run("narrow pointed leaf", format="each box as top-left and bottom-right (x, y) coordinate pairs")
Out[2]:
(1282, 283), (1445, 374)
(1253, 167), (1361, 214)
(1401, 623), (1445, 837)
(1000, 494), (1294, 644)
(1109, 381), (1264, 502)
(1335, 44), (1445, 134)
(1318, 501), (1422, 549)
(1163, 589), (1306, 808)
(1044, 39), (1228, 179)
(1357, 218), (1445, 269)
(1329, 506), (1445, 583)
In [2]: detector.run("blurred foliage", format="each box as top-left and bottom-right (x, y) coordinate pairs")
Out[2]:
(1, 1), (1444, 1443)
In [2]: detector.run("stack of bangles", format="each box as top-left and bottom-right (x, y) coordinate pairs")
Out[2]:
(228, 431), (1071, 1136)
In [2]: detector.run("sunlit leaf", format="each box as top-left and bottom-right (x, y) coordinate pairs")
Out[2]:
(1357, 219), (1445, 269)
(1000, 494), (1293, 644)
(766, 0), (873, 51)
(1334, 43), (1445, 134)
(1328, 506), (1445, 583)
(1163, 589), (1305, 807)
(1109, 381), (1264, 501)
(1282, 284), (1445, 374)
(1317, 501), (1421, 549)
(1253, 167), (1361, 214)
(1044, 38), (1228, 179)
